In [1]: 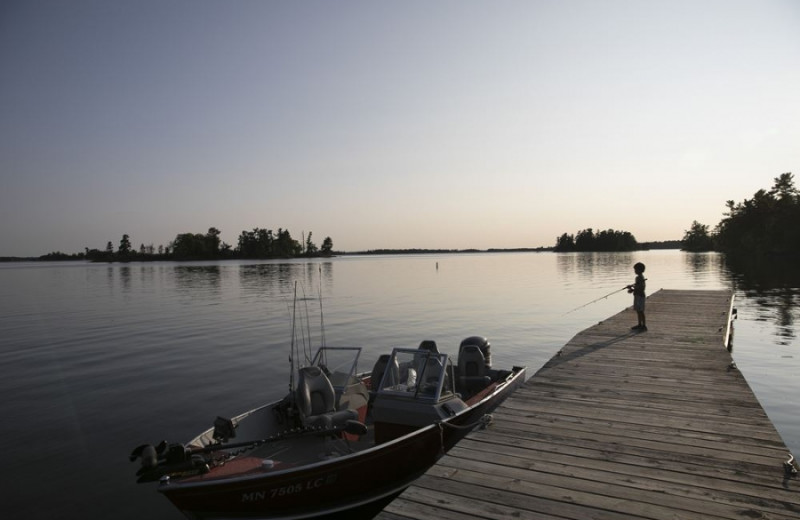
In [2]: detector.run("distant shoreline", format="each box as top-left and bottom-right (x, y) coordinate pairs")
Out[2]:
(1, 241), (686, 263)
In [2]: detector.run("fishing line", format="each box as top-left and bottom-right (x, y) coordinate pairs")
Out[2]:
(562, 285), (630, 315)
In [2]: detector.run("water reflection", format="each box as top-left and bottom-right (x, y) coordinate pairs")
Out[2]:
(120, 266), (131, 292)
(239, 262), (334, 297)
(772, 290), (796, 345)
(140, 265), (156, 288)
(173, 265), (222, 294)
(682, 252), (729, 287)
(684, 251), (711, 272)
(725, 255), (800, 346)
(320, 262), (333, 292)
(725, 255), (800, 290)
(556, 252), (635, 283)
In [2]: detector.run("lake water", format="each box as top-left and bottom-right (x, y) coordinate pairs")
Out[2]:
(1, 251), (798, 519)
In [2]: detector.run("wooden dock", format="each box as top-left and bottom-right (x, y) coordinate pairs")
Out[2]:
(376, 289), (800, 520)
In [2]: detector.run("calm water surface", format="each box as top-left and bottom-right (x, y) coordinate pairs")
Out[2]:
(1, 251), (798, 519)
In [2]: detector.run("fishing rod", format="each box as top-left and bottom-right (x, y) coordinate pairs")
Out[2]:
(562, 285), (630, 315)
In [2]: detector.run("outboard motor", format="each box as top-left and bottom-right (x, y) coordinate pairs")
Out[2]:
(459, 336), (491, 369)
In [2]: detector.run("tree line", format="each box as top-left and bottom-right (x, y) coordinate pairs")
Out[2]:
(682, 172), (799, 256)
(554, 228), (638, 252)
(40, 227), (335, 262)
(33, 173), (798, 260)
(551, 173), (799, 256)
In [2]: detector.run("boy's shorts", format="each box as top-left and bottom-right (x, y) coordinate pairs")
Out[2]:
(633, 295), (645, 312)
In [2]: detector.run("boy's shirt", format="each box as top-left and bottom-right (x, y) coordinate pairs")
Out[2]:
(633, 273), (646, 296)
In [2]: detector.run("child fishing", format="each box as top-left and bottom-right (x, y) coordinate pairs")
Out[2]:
(627, 262), (647, 331)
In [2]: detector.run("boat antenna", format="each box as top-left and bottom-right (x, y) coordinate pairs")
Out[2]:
(300, 284), (312, 365)
(289, 282), (298, 394)
(562, 285), (630, 315)
(318, 265), (326, 348)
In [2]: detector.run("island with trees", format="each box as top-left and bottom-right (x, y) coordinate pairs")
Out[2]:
(33, 227), (335, 262)
(553, 229), (638, 252)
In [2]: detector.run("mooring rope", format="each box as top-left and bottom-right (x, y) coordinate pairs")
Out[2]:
(436, 414), (494, 455)
(440, 413), (494, 431)
(785, 453), (798, 477)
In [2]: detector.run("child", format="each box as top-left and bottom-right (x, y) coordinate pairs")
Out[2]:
(627, 262), (647, 331)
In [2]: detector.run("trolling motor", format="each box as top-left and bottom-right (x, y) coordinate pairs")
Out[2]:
(129, 440), (210, 483)
(130, 415), (367, 483)
(129, 416), (236, 483)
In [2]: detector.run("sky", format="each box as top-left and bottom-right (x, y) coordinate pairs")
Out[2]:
(1, 0), (799, 256)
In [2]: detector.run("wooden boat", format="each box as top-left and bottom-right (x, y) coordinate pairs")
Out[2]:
(131, 337), (526, 519)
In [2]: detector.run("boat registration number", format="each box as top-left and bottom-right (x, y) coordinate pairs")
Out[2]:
(242, 474), (338, 502)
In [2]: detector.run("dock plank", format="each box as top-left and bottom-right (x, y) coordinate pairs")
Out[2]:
(376, 289), (800, 520)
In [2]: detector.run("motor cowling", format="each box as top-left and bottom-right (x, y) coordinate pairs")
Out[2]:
(129, 444), (158, 469)
(459, 336), (492, 368)
(165, 443), (190, 465)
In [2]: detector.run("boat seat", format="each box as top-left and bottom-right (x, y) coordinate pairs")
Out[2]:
(370, 354), (398, 392)
(413, 340), (439, 378)
(295, 366), (358, 430)
(458, 345), (491, 392)
(418, 356), (444, 396)
(418, 340), (439, 353)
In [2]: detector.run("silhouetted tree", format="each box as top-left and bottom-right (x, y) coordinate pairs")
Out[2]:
(682, 221), (714, 252)
(305, 232), (318, 255)
(321, 237), (333, 255)
(554, 233), (575, 252)
(716, 172), (800, 256)
(171, 233), (214, 259)
(274, 228), (301, 257)
(237, 227), (274, 258)
(574, 229), (595, 250)
(118, 234), (132, 260)
(205, 227), (221, 256)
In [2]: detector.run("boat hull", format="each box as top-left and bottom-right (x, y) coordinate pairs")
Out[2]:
(160, 367), (525, 519)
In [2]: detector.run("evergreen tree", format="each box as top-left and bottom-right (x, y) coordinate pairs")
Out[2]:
(305, 232), (318, 255)
(205, 227), (221, 256)
(321, 237), (334, 255)
(682, 221), (714, 252)
(118, 234), (132, 259)
(554, 233), (575, 252)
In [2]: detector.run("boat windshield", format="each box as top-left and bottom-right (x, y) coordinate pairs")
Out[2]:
(376, 348), (454, 401)
(310, 347), (362, 391)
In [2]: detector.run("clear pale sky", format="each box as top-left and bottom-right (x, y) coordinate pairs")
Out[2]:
(1, 0), (798, 256)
